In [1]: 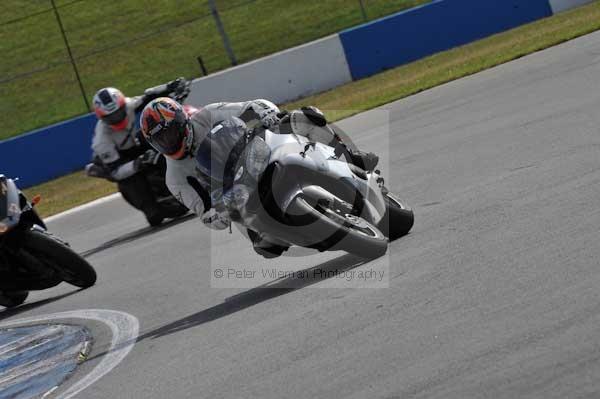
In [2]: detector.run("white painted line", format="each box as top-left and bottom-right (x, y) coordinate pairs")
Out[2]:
(45, 193), (122, 223)
(548, 0), (595, 14)
(42, 386), (59, 398)
(0, 309), (139, 399)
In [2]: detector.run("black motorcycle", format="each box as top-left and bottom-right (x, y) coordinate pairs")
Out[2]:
(0, 175), (97, 308)
(86, 150), (188, 226)
(86, 79), (190, 226)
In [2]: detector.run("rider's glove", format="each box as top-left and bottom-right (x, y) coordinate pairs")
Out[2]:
(251, 99), (281, 129)
(167, 77), (190, 102)
(167, 77), (184, 92)
(201, 208), (230, 230)
(134, 149), (161, 172)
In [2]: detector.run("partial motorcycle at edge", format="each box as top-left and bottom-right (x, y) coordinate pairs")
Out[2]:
(0, 175), (96, 308)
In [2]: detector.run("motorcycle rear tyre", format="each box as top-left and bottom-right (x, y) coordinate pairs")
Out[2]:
(0, 291), (28, 308)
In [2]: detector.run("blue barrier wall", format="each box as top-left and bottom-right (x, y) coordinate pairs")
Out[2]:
(339, 0), (553, 80)
(0, 113), (96, 188)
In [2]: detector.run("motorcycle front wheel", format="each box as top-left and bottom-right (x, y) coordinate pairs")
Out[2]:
(0, 291), (28, 308)
(285, 197), (388, 259)
(22, 229), (97, 288)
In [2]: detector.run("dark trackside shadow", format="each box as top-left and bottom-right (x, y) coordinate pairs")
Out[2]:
(0, 289), (84, 321)
(138, 253), (369, 341)
(81, 214), (195, 258)
(86, 253), (372, 362)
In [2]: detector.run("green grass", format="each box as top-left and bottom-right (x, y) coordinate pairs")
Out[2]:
(0, 0), (428, 140)
(287, 1), (600, 119)
(24, 170), (117, 218)
(23, 1), (600, 218)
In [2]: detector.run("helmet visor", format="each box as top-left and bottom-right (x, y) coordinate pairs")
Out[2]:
(147, 122), (186, 156)
(102, 107), (127, 126)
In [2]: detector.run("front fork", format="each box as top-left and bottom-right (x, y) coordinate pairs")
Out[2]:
(19, 192), (46, 230)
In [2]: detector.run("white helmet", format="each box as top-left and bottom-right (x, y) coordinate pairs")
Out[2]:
(93, 87), (128, 130)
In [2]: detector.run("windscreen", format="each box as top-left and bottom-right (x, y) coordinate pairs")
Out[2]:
(195, 117), (248, 183)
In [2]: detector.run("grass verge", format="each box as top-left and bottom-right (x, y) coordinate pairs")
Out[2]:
(24, 1), (600, 218)
(24, 172), (116, 218)
(0, 0), (427, 140)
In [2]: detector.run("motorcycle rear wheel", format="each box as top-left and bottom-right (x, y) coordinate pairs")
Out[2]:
(22, 229), (97, 288)
(378, 192), (414, 241)
(286, 197), (388, 259)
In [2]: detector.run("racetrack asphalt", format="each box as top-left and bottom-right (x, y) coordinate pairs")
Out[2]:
(3, 30), (600, 398)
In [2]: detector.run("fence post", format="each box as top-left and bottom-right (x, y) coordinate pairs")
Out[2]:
(197, 56), (208, 76)
(50, 0), (90, 111)
(358, 0), (368, 22)
(208, 0), (238, 66)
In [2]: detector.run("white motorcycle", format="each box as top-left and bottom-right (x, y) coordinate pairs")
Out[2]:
(196, 117), (414, 259)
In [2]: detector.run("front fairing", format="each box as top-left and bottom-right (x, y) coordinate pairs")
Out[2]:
(237, 130), (387, 236)
(195, 118), (247, 184)
(265, 132), (386, 221)
(196, 119), (275, 210)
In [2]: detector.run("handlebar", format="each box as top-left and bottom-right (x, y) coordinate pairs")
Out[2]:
(171, 78), (191, 103)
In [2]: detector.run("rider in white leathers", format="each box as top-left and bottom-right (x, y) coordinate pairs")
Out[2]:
(140, 97), (378, 257)
(90, 79), (189, 225)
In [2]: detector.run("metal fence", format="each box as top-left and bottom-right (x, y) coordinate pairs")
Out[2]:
(0, 0), (427, 139)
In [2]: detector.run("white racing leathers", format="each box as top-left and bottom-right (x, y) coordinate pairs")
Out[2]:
(91, 96), (145, 181)
(165, 100), (336, 230)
